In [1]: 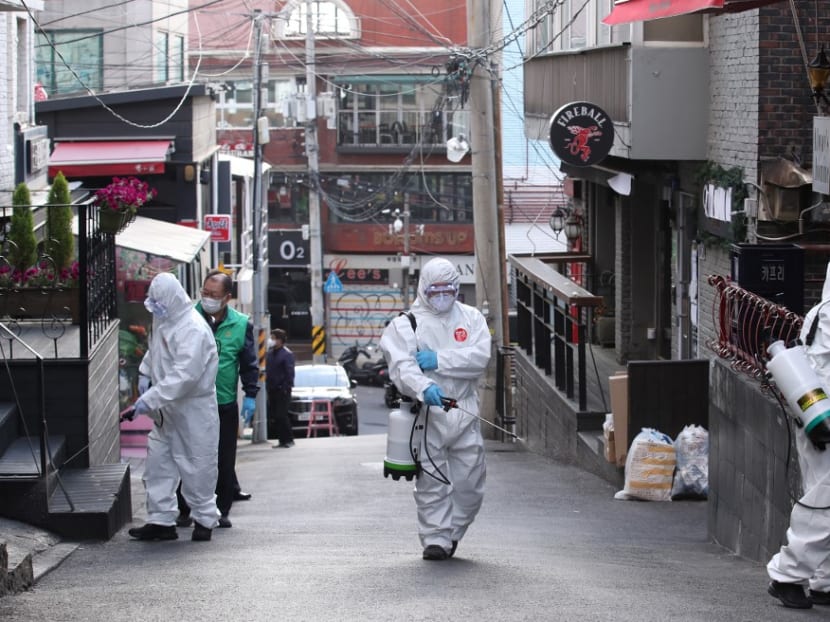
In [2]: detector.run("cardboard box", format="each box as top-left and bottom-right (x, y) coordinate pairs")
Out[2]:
(608, 373), (628, 467)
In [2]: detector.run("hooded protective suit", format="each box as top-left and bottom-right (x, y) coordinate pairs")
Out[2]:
(768, 262), (830, 591)
(139, 273), (220, 529)
(380, 257), (491, 555)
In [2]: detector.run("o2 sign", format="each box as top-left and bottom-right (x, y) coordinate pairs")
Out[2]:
(269, 230), (309, 267)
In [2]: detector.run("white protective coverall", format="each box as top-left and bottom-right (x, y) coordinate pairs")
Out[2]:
(768, 262), (830, 591)
(139, 273), (220, 529)
(379, 257), (491, 553)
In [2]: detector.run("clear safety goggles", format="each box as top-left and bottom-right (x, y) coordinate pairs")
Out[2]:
(425, 283), (458, 298)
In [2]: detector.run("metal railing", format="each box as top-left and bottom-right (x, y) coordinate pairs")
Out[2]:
(707, 275), (803, 380)
(510, 254), (602, 411)
(0, 201), (118, 359)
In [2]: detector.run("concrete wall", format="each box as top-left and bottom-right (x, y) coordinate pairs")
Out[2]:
(709, 357), (792, 563)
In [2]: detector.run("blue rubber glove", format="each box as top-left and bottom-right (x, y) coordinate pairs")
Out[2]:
(416, 350), (438, 371)
(137, 375), (151, 396)
(241, 396), (256, 426)
(134, 398), (150, 417)
(423, 384), (445, 407)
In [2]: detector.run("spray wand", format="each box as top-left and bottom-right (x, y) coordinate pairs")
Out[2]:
(439, 397), (522, 441)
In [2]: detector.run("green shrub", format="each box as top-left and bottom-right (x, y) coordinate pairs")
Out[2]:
(7, 183), (38, 272)
(45, 172), (74, 270)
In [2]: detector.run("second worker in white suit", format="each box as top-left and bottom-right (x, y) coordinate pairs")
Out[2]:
(127, 272), (221, 542)
(380, 257), (491, 561)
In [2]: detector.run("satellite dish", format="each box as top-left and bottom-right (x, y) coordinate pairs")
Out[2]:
(446, 135), (470, 163)
(608, 172), (633, 196)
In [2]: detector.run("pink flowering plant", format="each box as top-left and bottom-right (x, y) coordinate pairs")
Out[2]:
(94, 176), (156, 213)
(0, 258), (80, 290)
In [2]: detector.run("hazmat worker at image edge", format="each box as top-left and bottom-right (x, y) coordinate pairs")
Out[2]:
(379, 256), (491, 561)
(127, 272), (221, 542)
(767, 261), (830, 609)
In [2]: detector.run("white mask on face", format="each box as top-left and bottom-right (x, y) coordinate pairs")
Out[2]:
(429, 292), (455, 313)
(266, 338), (275, 349)
(201, 296), (224, 315)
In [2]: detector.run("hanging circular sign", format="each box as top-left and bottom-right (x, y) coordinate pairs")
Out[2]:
(548, 102), (614, 167)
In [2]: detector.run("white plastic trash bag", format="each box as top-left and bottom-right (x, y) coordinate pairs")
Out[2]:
(614, 428), (676, 501)
(671, 425), (709, 500)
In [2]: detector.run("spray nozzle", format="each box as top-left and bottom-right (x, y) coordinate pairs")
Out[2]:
(440, 397), (458, 411)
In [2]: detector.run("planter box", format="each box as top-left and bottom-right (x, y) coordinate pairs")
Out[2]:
(0, 288), (81, 323)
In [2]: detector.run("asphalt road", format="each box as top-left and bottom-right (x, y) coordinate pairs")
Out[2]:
(0, 416), (809, 621)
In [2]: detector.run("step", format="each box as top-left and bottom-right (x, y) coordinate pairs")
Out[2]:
(0, 540), (34, 597)
(0, 436), (66, 481)
(47, 463), (132, 540)
(0, 402), (17, 457)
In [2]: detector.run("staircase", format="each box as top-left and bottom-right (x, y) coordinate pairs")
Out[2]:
(0, 401), (131, 541)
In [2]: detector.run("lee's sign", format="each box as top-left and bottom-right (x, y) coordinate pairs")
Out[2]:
(204, 214), (231, 242)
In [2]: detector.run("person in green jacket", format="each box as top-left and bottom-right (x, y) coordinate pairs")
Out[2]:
(175, 270), (260, 529)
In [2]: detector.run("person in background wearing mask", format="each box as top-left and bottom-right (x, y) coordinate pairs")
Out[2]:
(172, 270), (259, 530)
(379, 257), (491, 561)
(267, 328), (296, 448)
(127, 272), (220, 541)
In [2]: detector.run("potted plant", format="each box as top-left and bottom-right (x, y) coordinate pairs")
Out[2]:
(45, 171), (75, 274)
(93, 176), (156, 235)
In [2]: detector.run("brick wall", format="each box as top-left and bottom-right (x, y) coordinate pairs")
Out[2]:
(757, 1), (830, 165)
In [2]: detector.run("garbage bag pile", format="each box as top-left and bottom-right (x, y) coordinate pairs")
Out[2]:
(614, 425), (709, 502)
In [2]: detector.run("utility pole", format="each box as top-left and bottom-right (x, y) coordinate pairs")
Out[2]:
(467, 0), (503, 431)
(251, 9), (270, 443)
(402, 194), (411, 309)
(305, 0), (324, 363)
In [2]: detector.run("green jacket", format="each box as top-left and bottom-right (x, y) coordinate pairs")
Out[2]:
(195, 303), (259, 405)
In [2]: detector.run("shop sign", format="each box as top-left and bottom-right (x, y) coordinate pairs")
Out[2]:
(548, 102), (614, 167)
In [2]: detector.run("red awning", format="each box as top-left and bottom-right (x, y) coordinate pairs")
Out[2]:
(48, 140), (173, 178)
(603, 0), (722, 24)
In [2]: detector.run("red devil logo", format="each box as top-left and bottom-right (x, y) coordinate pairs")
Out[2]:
(565, 125), (602, 162)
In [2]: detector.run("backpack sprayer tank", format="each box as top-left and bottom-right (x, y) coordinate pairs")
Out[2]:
(767, 340), (830, 449)
(383, 406), (422, 481)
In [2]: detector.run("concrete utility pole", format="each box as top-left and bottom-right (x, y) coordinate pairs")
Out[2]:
(305, 0), (324, 363)
(251, 10), (271, 443)
(467, 0), (504, 430)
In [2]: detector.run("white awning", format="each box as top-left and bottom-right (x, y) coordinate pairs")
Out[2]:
(219, 154), (272, 179)
(116, 216), (211, 264)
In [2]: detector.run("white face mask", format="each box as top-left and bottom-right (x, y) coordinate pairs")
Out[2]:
(201, 296), (224, 315)
(266, 338), (275, 349)
(429, 292), (455, 313)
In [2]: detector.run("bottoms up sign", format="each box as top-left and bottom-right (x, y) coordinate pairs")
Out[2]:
(548, 102), (614, 167)
(814, 116), (830, 195)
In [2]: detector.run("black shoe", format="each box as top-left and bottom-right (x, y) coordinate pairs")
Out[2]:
(192, 522), (212, 541)
(768, 581), (812, 609)
(218, 514), (232, 528)
(810, 589), (830, 605)
(233, 491), (252, 501)
(449, 540), (458, 558)
(128, 523), (177, 541)
(273, 441), (295, 448)
(175, 513), (193, 528)
(422, 544), (449, 561)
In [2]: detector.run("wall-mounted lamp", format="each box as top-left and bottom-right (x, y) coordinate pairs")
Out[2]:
(549, 203), (583, 244)
(808, 46), (830, 109)
(183, 164), (196, 183)
(549, 207), (566, 238)
(564, 213), (582, 243)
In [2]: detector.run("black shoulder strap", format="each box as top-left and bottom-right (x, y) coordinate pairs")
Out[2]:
(398, 311), (417, 333)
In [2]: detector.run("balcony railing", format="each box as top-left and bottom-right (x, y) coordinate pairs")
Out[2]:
(0, 201), (118, 360)
(510, 254), (602, 411)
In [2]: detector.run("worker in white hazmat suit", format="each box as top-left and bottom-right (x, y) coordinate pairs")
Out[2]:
(768, 262), (830, 608)
(380, 257), (491, 560)
(127, 272), (221, 542)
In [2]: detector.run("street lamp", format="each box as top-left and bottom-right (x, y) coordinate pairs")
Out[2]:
(549, 207), (566, 238)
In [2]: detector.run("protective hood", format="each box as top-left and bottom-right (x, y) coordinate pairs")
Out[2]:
(414, 257), (461, 315)
(148, 272), (193, 325)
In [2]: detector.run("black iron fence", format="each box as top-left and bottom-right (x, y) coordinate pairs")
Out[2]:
(0, 200), (118, 359)
(509, 254), (602, 411)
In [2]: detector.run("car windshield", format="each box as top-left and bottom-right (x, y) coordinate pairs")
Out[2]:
(295, 366), (349, 388)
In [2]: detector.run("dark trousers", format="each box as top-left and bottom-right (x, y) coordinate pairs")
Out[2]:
(178, 401), (240, 517)
(268, 390), (294, 444)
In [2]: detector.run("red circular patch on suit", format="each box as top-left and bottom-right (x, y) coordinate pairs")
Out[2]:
(454, 328), (468, 342)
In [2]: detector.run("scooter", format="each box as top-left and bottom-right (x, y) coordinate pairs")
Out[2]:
(338, 344), (388, 386)
(383, 378), (402, 408)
